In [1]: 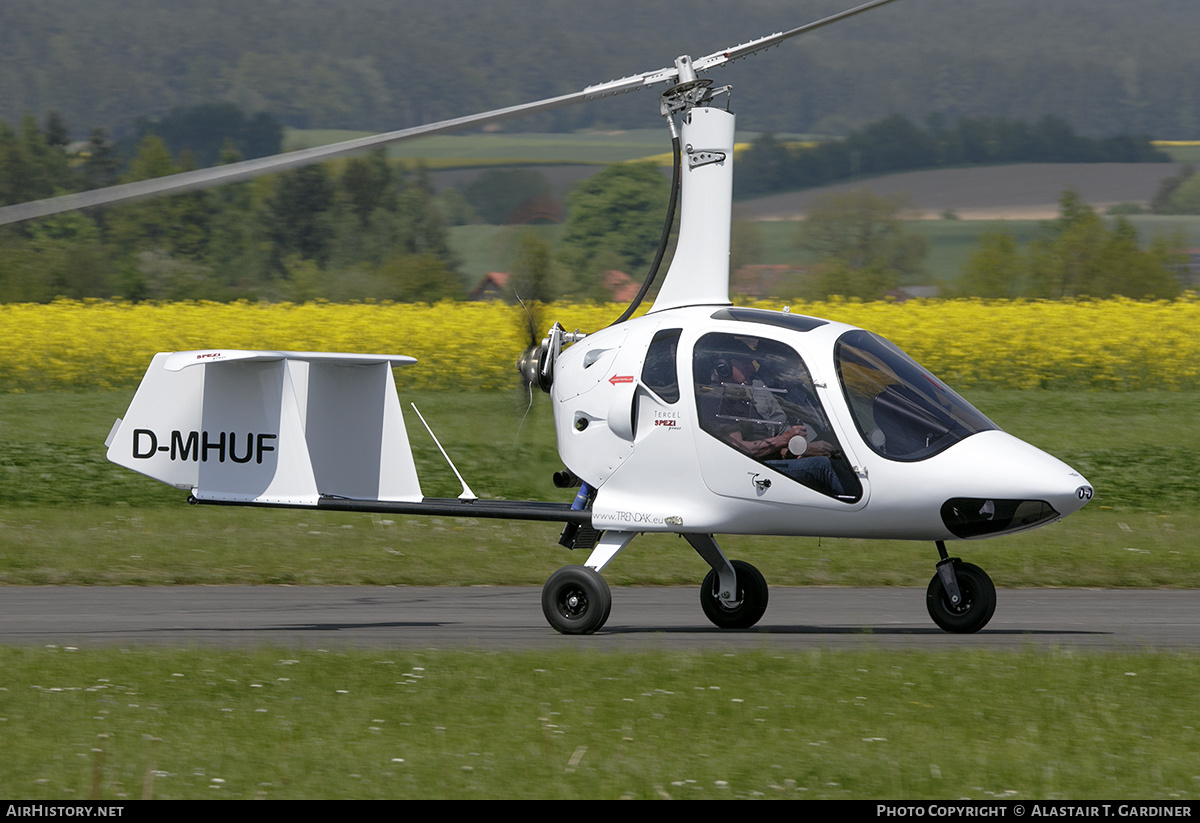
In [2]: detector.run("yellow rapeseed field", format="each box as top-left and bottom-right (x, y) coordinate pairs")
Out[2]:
(1, 297), (1197, 392)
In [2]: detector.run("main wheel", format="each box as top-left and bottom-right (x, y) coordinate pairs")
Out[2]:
(926, 561), (996, 633)
(542, 565), (612, 635)
(700, 560), (768, 629)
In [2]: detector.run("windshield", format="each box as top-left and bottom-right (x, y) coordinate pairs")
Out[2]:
(834, 330), (998, 461)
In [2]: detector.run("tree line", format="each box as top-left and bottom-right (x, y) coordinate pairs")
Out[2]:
(0, 113), (460, 303)
(958, 191), (1184, 300)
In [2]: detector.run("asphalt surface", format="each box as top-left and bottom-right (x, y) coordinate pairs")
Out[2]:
(1, 586), (1197, 651)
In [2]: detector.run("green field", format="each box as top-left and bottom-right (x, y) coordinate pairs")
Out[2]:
(747, 219), (1053, 289)
(450, 215), (1200, 290)
(3, 385), (1199, 799)
(452, 219), (1049, 290)
(1159, 144), (1200, 164)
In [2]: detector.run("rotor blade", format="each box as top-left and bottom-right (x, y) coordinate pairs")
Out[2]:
(0, 85), (619, 226)
(0, 0), (901, 227)
(0, 63), (698, 228)
(692, 0), (902, 72)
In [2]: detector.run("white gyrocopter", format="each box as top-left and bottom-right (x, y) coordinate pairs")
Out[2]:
(1, 0), (1093, 635)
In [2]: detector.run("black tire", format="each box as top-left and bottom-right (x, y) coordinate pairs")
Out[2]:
(700, 560), (768, 629)
(926, 561), (996, 633)
(542, 566), (612, 635)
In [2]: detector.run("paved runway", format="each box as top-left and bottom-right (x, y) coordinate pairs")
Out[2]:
(1, 586), (1197, 651)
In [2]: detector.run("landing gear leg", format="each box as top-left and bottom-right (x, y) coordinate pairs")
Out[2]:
(686, 534), (768, 630)
(925, 541), (996, 633)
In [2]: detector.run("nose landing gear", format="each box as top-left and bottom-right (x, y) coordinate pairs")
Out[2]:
(926, 541), (996, 633)
(699, 559), (769, 629)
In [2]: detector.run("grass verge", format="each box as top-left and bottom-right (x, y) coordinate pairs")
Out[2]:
(2, 646), (1197, 800)
(0, 505), (1194, 588)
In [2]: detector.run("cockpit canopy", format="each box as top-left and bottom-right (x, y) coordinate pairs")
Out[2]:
(834, 329), (998, 461)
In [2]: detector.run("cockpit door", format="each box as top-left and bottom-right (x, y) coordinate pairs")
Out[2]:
(689, 331), (868, 511)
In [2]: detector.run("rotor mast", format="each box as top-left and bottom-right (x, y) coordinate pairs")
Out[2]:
(648, 60), (735, 314)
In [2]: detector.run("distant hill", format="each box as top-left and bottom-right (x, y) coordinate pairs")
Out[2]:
(4, 0), (1200, 141)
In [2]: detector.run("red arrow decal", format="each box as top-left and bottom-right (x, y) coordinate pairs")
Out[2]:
(609, 374), (635, 385)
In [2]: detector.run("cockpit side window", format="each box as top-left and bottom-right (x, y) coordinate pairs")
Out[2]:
(693, 332), (862, 501)
(834, 329), (998, 461)
(642, 329), (681, 403)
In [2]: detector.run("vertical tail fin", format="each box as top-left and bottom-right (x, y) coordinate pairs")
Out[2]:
(106, 351), (423, 505)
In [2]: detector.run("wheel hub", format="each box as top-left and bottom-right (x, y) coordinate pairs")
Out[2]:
(560, 588), (587, 617)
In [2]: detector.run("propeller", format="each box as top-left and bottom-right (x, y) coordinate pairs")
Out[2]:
(0, 0), (900, 228)
(517, 319), (583, 395)
(515, 292), (550, 392)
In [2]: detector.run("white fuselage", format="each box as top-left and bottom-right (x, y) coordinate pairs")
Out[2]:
(551, 306), (1091, 542)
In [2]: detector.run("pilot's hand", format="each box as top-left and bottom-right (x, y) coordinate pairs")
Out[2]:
(767, 425), (806, 452)
(803, 439), (837, 457)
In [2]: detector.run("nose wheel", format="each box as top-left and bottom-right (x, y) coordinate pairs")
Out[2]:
(700, 559), (769, 629)
(926, 556), (996, 633)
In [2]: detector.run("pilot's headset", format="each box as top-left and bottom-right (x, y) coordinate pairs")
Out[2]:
(712, 356), (734, 380)
(709, 340), (756, 382)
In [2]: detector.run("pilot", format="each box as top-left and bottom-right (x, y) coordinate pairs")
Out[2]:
(699, 339), (844, 495)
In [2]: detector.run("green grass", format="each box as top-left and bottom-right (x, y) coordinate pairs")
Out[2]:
(2, 646), (1198, 800)
(1, 388), (1197, 587)
(1159, 145), (1200, 164)
(2, 505), (1195, 589)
